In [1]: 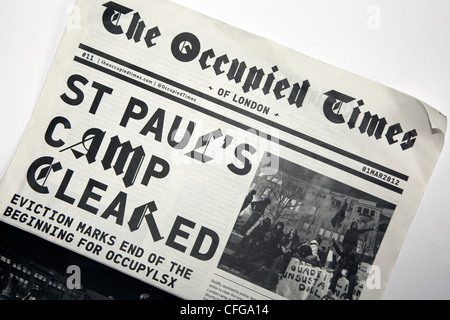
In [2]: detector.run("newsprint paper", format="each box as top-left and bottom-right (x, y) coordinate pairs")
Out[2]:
(0, 0), (446, 301)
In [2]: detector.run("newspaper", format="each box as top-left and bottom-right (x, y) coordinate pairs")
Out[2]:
(0, 0), (446, 301)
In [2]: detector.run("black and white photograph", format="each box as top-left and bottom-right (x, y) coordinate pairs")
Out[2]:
(218, 156), (395, 300)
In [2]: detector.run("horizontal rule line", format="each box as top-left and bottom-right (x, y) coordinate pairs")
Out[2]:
(78, 43), (409, 182)
(73, 47), (404, 194)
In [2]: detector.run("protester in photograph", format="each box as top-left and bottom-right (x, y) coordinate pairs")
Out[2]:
(234, 217), (272, 259)
(327, 240), (359, 300)
(307, 239), (322, 266)
(256, 221), (285, 271)
(342, 222), (375, 252)
(240, 189), (256, 213)
(274, 228), (301, 274)
(238, 197), (271, 235)
(295, 238), (322, 267)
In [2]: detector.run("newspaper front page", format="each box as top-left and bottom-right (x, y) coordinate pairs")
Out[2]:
(0, 0), (446, 300)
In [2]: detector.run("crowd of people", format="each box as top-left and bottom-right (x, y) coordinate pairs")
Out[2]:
(234, 217), (324, 273)
(232, 193), (376, 299)
(234, 193), (326, 276)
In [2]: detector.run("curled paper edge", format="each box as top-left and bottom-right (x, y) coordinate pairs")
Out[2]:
(418, 100), (447, 137)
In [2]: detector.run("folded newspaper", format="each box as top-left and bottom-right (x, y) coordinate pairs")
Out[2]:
(0, 0), (446, 300)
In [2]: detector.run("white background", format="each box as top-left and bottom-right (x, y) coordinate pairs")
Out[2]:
(0, 0), (449, 299)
